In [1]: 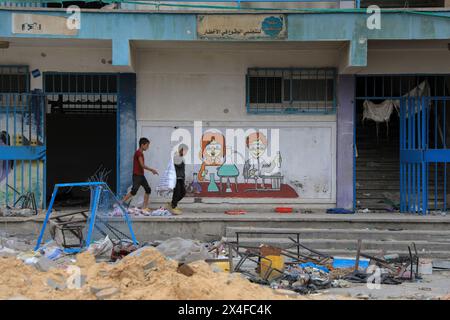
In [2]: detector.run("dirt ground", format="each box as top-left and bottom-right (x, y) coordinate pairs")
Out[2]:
(0, 247), (351, 300)
(325, 271), (450, 300)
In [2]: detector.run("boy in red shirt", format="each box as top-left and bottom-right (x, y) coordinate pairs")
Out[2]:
(122, 137), (158, 209)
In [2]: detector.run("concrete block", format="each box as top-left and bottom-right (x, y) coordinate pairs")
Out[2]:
(46, 278), (67, 291)
(35, 256), (57, 272)
(177, 264), (195, 277)
(95, 287), (120, 300)
(90, 285), (113, 295)
(8, 295), (31, 300)
(0, 247), (17, 257)
(143, 260), (156, 271)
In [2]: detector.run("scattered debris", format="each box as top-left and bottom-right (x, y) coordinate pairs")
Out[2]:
(0, 246), (336, 300)
(224, 210), (246, 215)
(177, 264), (195, 277)
(34, 256), (58, 272)
(95, 287), (120, 300)
(432, 260), (450, 270)
(326, 208), (353, 214)
(111, 241), (138, 261)
(156, 238), (213, 264)
(87, 236), (114, 261)
(419, 287), (432, 291)
(46, 278), (67, 291)
(275, 207), (293, 214)
(0, 207), (35, 217)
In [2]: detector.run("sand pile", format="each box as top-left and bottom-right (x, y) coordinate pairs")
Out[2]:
(0, 247), (344, 300)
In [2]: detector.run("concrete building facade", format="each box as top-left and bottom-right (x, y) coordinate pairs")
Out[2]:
(0, 1), (449, 213)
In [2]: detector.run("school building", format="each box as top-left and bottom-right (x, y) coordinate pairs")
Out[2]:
(1, 0), (450, 214)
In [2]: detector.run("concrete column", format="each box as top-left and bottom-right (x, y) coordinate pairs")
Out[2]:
(117, 73), (137, 196)
(336, 75), (355, 210)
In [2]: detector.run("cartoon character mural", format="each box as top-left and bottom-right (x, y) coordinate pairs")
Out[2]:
(189, 129), (298, 198)
(197, 131), (225, 183)
(243, 132), (283, 191)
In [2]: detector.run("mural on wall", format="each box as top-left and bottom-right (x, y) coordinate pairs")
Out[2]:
(141, 122), (335, 201)
(190, 129), (298, 198)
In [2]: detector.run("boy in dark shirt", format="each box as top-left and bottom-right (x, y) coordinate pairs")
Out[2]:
(168, 144), (188, 215)
(122, 137), (158, 209)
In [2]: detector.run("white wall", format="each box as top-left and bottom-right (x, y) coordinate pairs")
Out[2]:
(136, 46), (340, 122)
(136, 46), (338, 204)
(0, 42), (118, 90)
(363, 46), (450, 75)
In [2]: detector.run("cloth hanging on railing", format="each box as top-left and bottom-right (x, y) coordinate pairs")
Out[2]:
(362, 81), (430, 139)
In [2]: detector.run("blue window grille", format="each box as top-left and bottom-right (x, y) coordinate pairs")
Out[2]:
(246, 68), (337, 114)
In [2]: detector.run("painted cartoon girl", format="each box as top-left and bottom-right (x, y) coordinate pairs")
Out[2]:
(198, 131), (225, 182)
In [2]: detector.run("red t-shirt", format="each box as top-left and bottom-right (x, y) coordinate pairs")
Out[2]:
(133, 149), (144, 176)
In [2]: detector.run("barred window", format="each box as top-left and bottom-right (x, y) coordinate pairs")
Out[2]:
(247, 68), (336, 114)
(44, 73), (118, 114)
(0, 66), (29, 93)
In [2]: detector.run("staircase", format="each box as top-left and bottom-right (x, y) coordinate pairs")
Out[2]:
(356, 117), (400, 211)
(224, 224), (450, 259)
(356, 115), (449, 212)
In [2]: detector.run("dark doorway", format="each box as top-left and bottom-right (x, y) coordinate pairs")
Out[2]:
(44, 73), (118, 207)
(355, 75), (450, 212)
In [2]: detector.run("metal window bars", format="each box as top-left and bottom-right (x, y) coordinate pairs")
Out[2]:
(246, 68), (337, 114)
(44, 73), (118, 114)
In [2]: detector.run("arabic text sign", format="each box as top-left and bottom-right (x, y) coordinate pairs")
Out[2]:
(198, 15), (286, 40)
(12, 13), (78, 36)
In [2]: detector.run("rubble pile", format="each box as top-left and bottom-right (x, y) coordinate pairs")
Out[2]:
(0, 246), (332, 300)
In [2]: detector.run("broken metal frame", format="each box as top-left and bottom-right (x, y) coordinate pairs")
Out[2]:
(35, 182), (137, 254)
(233, 230), (332, 265)
(226, 242), (285, 284)
(7, 183), (38, 215)
(358, 242), (420, 281)
(225, 232), (332, 283)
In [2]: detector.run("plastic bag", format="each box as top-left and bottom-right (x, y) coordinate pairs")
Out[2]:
(87, 235), (114, 261)
(156, 157), (176, 196)
(156, 237), (212, 264)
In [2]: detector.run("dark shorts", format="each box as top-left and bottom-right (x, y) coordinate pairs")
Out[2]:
(131, 175), (151, 195)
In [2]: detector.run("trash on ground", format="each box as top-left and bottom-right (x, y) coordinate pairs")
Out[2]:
(224, 210), (247, 215)
(156, 237), (213, 264)
(326, 208), (354, 214)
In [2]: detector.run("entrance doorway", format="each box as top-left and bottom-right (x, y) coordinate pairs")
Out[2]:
(44, 73), (118, 207)
(355, 75), (450, 213)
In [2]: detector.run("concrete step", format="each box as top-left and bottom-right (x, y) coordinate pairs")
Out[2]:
(225, 227), (450, 242)
(223, 237), (450, 252)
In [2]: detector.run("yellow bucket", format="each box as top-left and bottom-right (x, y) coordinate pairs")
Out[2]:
(260, 255), (284, 280)
(212, 261), (230, 272)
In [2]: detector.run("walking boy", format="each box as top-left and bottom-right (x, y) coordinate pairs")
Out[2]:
(168, 144), (188, 215)
(122, 137), (158, 209)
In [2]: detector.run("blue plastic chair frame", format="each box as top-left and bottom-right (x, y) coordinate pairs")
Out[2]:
(34, 182), (138, 253)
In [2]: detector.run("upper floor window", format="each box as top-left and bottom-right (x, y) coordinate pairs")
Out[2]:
(246, 68), (336, 114)
(0, 66), (29, 93)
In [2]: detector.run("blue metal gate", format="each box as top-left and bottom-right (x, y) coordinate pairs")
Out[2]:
(0, 92), (46, 209)
(400, 96), (450, 214)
